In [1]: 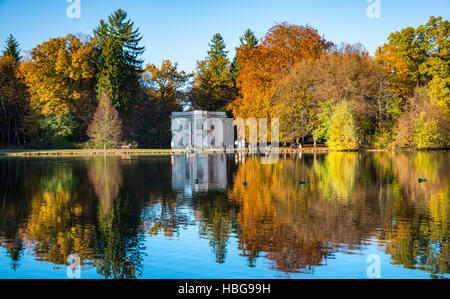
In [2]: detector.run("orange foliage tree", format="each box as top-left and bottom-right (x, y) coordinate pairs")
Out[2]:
(229, 23), (332, 121)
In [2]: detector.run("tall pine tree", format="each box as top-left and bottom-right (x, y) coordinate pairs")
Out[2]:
(208, 33), (228, 57)
(94, 9), (145, 112)
(2, 34), (21, 63)
(239, 29), (259, 48)
(190, 33), (236, 111)
(231, 29), (259, 81)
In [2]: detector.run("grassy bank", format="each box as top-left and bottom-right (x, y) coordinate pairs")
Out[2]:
(2, 147), (439, 157)
(0, 147), (332, 157)
(0, 149), (186, 157)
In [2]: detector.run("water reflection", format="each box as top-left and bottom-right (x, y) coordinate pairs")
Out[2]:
(172, 154), (228, 195)
(0, 152), (448, 279)
(88, 156), (123, 213)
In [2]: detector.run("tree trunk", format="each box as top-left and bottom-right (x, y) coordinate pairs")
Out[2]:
(7, 116), (11, 146)
(1, 117), (4, 147)
(14, 115), (19, 146)
(310, 119), (317, 148)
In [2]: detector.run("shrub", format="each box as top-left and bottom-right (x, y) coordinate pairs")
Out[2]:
(414, 112), (447, 149)
(371, 131), (393, 149)
(38, 113), (78, 146)
(327, 102), (360, 150)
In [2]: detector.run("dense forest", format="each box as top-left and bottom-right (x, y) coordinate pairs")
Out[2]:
(0, 9), (448, 150)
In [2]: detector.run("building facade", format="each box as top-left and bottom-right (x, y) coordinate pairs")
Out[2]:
(171, 110), (233, 150)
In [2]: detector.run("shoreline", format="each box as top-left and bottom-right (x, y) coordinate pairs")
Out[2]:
(0, 149), (185, 157)
(0, 147), (447, 157)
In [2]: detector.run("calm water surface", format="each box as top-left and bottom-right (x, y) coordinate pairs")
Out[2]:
(0, 152), (448, 279)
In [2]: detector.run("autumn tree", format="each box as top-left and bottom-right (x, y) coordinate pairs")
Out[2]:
(20, 34), (97, 145)
(393, 87), (449, 149)
(145, 60), (192, 105)
(229, 23), (332, 121)
(273, 61), (319, 145)
(377, 17), (449, 149)
(376, 16), (449, 101)
(1, 35), (30, 147)
(88, 94), (122, 149)
(190, 33), (236, 111)
(327, 102), (360, 150)
(0, 54), (29, 146)
(94, 9), (145, 112)
(310, 44), (396, 144)
(421, 17), (450, 110)
(414, 110), (448, 149)
(130, 60), (192, 147)
(273, 43), (391, 146)
(231, 29), (259, 79)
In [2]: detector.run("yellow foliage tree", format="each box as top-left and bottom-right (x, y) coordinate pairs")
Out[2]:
(21, 34), (97, 115)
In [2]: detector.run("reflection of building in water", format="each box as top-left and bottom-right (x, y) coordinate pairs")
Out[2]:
(172, 154), (227, 195)
(171, 110), (232, 150)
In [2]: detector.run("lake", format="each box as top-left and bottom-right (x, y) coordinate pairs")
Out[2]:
(0, 152), (448, 279)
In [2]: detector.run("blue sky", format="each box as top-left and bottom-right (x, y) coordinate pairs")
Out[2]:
(0, 0), (448, 73)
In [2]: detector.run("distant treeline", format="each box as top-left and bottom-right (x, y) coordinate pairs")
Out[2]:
(0, 10), (448, 150)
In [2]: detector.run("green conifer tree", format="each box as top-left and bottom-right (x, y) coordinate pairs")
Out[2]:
(231, 29), (259, 80)
(239, 29), (259, 48)
(208, 33), (228, 57)
(94, 9), (145, 112)
(190, 34), (237, 111)
(2, 34), (21, 63)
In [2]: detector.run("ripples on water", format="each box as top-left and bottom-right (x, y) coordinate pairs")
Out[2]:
(0, 152), (448, 279)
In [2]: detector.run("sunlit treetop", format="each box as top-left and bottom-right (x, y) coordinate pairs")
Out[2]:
(2, 34), (21, 63)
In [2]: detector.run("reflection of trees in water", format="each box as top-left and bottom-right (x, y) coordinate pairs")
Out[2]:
(3, 160), (99, 266)
(372, 152), (449, 278)
(0, 159), (37, 270)
(95, 193), (145, 279)
(0, 153), (448, 278)
(0, 160), (100, 268)
(22, 190), (98, 265)
(144, 193), (191, 239)
(0, 157), (147, 279)
(193, 192), (239, 264)
(229, 153), (449, 277)
(228, 157), (371, 274)
(313, 152), (359, 201)
(141, 158), (195, 240)
(263, 225), (328, 275)
(89, 156), (146, 279)
(88, 156), (123, 213)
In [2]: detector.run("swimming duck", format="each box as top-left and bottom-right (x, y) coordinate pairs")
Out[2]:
(243, 181), (248, 186)
(298, 181), (306, 185)
(418, 178), (427, 183)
